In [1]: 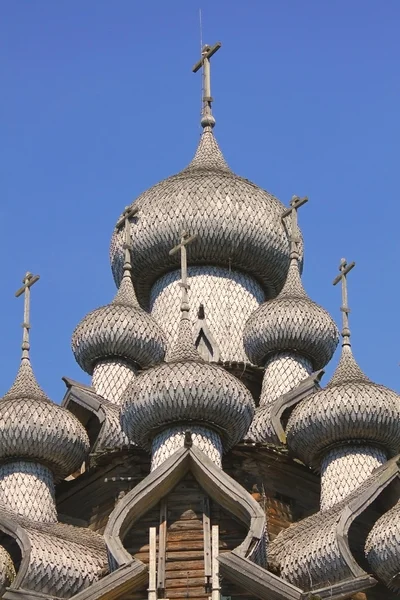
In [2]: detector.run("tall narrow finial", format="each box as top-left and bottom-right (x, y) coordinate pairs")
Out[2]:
(193, 42), (221, 129)
(15, 272), (40, 359)
(116, 205), (138, 275)
(333, 258), (356, 346)
(169, 232), (197, 319)
(282, 195), (308, 259)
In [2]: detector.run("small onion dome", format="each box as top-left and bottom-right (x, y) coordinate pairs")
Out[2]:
(0, 358), (89, 479)
(110, 128), (300, 307)
(243, 258), (339, 368)
(120, 318), (255, 450)
(365, 501), (400, 590)
(71, 269), (166, 374)
(286, 345), (400, 469)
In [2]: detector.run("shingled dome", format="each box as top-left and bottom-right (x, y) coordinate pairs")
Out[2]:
(72, 268), (166, 373)
(243, 258), (339, 368)
(0, 358), (89, 479)
(120, 315), (255, 451)
(110, 127), (301, 308)
(286, 345), (400, 469)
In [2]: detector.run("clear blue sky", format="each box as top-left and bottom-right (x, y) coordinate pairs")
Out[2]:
(1, 1), (399, 402)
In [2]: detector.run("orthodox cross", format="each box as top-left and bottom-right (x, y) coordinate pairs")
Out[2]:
(192, 42), (221, 127)
(333, 258), (356, 344)
(15, 272), (40, 359)
(169, 232), (197, 315)
(116, 206), (138, 272)
(281, 195), (308, 258)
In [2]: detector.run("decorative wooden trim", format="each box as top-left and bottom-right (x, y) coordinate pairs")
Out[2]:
(302, 575), (377, 600)
(271, 371), (323, 444)
(104, 444), (266, 569)
(157, 500), (167, 593)
(218, 553), (303, 600)
(68, 561), (148, 600)
(203, 496), (212, 586)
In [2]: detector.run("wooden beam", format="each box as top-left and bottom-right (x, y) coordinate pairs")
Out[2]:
(157, 500), (167, 594)
(211, 525), (220, 600)
(148, 527), (157, 600)
(203, 497), (212, 589)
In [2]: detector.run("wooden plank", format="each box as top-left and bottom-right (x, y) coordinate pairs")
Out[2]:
(202, 496), (211, 586)
(166, 560), (204, 572)
(148, 527), (157, 600)
(166, 568), (205, 580)
(157, 499), (167, 593)
(166, 576), (206, 589)
(211, 525), (220, 600)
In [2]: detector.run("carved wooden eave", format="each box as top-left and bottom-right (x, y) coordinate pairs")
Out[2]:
(249, 370), (323, 445)
(269, 456), (400, 594)
(218, 553), (376, 600)
(68, 561), (148, 600)
(0, 504), (107, 600)
(61, 378), (129, 452)
(104, 444), (265, 570)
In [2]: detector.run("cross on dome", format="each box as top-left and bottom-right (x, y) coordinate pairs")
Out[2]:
(282, 195), (308, 259)
(333, 258), (356, 346)
(192, 42), (221, 129)
(15, 272), (40, 359)
(169, 232), (197, 318)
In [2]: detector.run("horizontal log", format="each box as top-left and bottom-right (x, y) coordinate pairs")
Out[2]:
(166, 568), (205, 580)
(169, 520), (203, 531)
(164, 586), (207, 598)
(166, 576), (206, 589)
(166, 560), (204, 572)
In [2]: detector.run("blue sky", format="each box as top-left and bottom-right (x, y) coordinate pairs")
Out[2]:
(1, 1), (399, 401)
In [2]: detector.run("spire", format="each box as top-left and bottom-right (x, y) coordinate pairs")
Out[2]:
(279, 196), (308, 298)
(192, 42), (221, 129)
(168, 232), (200, 362)
(15, 272), (40, 360)
(4, 271), (50, 404)
(113, 206), (140, 306)
(332, 258), (355, 347)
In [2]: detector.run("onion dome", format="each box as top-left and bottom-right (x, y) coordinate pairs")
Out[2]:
(243, 256), (339, 369)
(110, 46), (300, 308)
(120, 233), (255, 451)
(286, 259), (400, 469)
(0, 273), (90, 479)
(365, 500), (400, 590)
(72, 215), (166, 373)
(243, 196), (338, 368)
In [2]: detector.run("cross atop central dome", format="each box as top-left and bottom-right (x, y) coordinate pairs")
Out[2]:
(110, 42), (299, 310)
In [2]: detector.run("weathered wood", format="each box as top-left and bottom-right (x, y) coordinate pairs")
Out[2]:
(218, 552), (302, 600)
(211, 525), (220, 600)
(148, 528), (157, 600)
(63, 560), (148, 600)
(165, 560), (204, 572)
(202, 496), (211, 587)
(157, 499), (167, 593)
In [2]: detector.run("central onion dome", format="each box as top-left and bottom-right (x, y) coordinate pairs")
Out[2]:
(0, 357), (89, 479)
(110, 125), (301, 308)
(243, 255), (339, 369)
